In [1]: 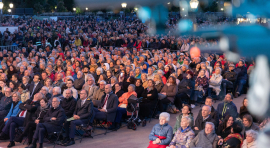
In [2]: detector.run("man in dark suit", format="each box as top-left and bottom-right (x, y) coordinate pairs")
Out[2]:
(28, 74), (43, 100)
(94, 84), (118, 130)
(62, 89), (94, 146)
(0, 87), (12, 120)
(28, 97), (66, 148)
(194, 105), (216, 135)
(0, 92), (41, 147)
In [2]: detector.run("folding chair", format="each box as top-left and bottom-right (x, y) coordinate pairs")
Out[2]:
(75, 108), (95, 143)
(92, 119), (109, 135)
(44, 127), (63, 148)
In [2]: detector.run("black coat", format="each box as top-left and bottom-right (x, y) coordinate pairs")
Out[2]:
(32, 105), (50, 123)
(223, 70), (238, 83)
(217, 125), (232, 139)
(135, 86), (144, 98)
(42, 106), (66, 133)
(178, 78), (193, 96)
(197, 106), (219, 127)
(98, 92), (118, 122)
(28, 82), (43, 99)
(194, 115), (216, 135)
(141, 88), (158, 104)
(61, 97), (77, 118)
(74, 77), (85, 90)
(74, 99), (94, 121)
(18, 99), (40, 127)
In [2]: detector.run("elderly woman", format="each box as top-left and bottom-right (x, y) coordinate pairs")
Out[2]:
(154, 74), (164, 93)
(169, 116), (195, 148)
(208, 67), (223, 96)
(139, 79), (158, 126)
(40, 86), (52, 100)
(173, 105), (194, 134)
(157, 70), (167, 85)
(157, 76), (178, 113)
(148, 112), (173, 148)
(135, 67), (142, 79)
(0, 92), (22, 131)
(242, 114), (260, 138)
(114, 84), (137, 130)
(18, 84), (30, 103)
(241, 130), (258, 148)
(190, 122), (221, 148)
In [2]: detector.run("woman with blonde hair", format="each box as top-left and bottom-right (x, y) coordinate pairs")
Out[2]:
(141, 73), (148, 89)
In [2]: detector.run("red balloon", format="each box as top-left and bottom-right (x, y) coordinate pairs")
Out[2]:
(190, 47), (201, 58)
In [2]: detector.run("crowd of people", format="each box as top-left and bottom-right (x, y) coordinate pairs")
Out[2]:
(0, 16), (267, 148)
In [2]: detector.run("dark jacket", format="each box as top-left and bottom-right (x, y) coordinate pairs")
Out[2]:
(74, 99), (94, 121)
(178, 78), (193, 96)
(74, 77), (85, 90)
(217, 125), (232, 139)
(235, 66), (247, 80)
(18, 99), (40, 127)
(32, 105), (50, 123)
(61, 96), (77, 118)
(194, 115), (216, 135)
(160, 84), (178, 102)
(135, 85), (144, 98)
(141, 88), (158, 104)
(28, 82), (43, 99)
(0, 96), (12, 120)
(197, 106), (219, 127)
(223, 70), (238, 83)
(149, 123), (173, 145)
(217, 101), (238, 120)
(42, 106), (66, 133)
(98, 92), (118, 122)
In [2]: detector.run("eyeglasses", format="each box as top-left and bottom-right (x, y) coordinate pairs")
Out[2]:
(80, 93), (86, 95)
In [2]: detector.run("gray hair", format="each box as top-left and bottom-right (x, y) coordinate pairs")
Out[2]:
(182, 116), (192, 125)
(99, 80), (107, 85)
(86, 74), (95, 84)
(96, 67), (103, 73)
(157, 70), (164, 75)
(246, 130), (258, 140)
(159, 112), (170, 122)
(128, 84), (135, 91)
(12, 92), (21, 101)
(53, 87), (61, 94)
(53, 97), (61, 102)
(66, 88), (73, 94)
(205, 122), (215, 130)
(203, 105), (211, 112)
(42, 86), (49, 93)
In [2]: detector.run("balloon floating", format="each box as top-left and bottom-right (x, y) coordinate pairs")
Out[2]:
(190, 47), (201, 58)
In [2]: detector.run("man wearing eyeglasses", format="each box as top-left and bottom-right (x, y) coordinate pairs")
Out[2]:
(62, 89), (94, 146)
(82, 76), (98, 100)
(0, 87), (12, 121)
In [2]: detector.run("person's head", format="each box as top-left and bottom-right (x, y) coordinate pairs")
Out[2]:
(242, 98), (248, 107)
(229, 64), (235, 71)
(238, 60), (244, 67)
(52, 97), (61, 108)
(12, 92), (21, 102)
(231, 122), (243, 134)
(87, 76), (95, 85)
(223, 115), (234, 128)
(205, 122), (215, 135)
(80, 89), (88, 100)
(246, 130), (258, 143)
(181, 116), (191, 129)
(243, 114), (253, 127)
(33, 92), (44, 101)
(215, 67), (221, 75)
(128, 84), (135, 93)
(33, 74), (41, 83)
(52, 87), (61, 96)
(11, 74), (18, 82)
(105, 84), (112, 94)
(224, 93), (233, 103)
(45, 78), (52, 86)
(5, 87), (12, 97)
(77, 71), (83, 79)
(65, 89), (73, 98)
(205, 96), (213, 107)
(198, 69), (205, 77)
(159, 112), (170, 125)
(202, 105), (211, 118)
(147, 79), (154, 88)
(148, 67), (153, 75)
(136, 79), (142, 87)
(168, 76), (176, 85)
(40, 86), (49, 95)
(40, 98), (48, 108)
(9, 81), (16, 89)
(181, 105), (192, 115)
(99, 80), (106, 89)
(66, 79), (74, 88)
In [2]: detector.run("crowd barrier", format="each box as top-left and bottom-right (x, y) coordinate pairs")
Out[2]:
(0, 45), (19, 52)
